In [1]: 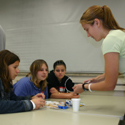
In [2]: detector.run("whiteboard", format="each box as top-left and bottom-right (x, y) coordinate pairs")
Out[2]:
(0, 0), (124, 73)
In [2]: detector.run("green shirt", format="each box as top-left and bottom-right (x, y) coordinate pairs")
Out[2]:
(101, 30), (125, 74)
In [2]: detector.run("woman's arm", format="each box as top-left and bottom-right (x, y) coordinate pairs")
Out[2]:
(92, 73), (105, 83)
(85, 52), (119, 91)
(73, 52), (119, 93)
(83, 73), (105, 84)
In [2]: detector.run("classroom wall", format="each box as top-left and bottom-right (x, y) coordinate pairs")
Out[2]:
(0, 0), (124, 73)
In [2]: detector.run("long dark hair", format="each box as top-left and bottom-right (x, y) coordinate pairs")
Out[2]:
(0, 50), (20, 92)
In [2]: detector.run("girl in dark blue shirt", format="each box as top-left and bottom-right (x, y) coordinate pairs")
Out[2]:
(0, 50), (45, 114)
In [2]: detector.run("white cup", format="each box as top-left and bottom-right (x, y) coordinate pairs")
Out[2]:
(71, 98), (81, 112)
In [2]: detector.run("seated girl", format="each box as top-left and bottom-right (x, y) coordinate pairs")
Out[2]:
(0, 50), (45, 114)
(47, 60), (79, 99)
(13, 59), (49, 99)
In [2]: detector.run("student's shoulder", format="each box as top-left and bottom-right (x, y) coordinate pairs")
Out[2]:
(18, 77), (29, 82)
(63, 75), (68, 79)
(63, 75), (72, 82)
(48, 70), (57, 80)
(106, 30), (125, 42)
(48, 70), (54, 76)
(15, 77), (31, 85)
(13, 77), (32, 89)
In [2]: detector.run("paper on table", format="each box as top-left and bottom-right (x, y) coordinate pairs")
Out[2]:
(45, 101), (59, 109)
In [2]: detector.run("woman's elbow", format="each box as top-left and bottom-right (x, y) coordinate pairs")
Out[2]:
(106, 83), (116, 91)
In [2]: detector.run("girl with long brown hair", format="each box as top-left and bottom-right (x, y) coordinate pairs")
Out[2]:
(13, 59), (49, 99)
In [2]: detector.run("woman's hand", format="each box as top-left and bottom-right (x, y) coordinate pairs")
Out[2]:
(83, 74), (105, 84)
(72, 84), (84, 94)
(83, 78), (93, 84)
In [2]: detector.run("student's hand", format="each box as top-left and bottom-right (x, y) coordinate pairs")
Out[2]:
(50, 87), (59, 94)
(32, 93), (45, 99)
(31, 98), (45, 110)
(72, 84), (84, 94)
(68, 92), (80, 98)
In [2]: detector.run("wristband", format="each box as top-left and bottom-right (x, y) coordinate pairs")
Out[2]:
(88, 83), (93, 92)
(82, 83), (88, 91)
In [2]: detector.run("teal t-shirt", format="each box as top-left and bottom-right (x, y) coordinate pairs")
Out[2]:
(101, 30), (125, 74)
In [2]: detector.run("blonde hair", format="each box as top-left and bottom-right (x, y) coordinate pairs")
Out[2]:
(26, 59), (48, 91)
(80, 5), (125, 31)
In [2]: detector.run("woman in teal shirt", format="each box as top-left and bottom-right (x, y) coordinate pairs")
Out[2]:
(73, 5), (125, 93)
(73, 5), (125, 123)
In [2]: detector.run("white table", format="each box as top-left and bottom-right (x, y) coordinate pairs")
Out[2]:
(0, 91), (125, 125)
